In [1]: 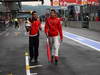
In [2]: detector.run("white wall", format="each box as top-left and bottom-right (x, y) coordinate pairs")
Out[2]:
(21, 1), (42, 6)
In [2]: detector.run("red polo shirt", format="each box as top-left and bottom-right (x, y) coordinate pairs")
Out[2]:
(45, 17), (63, 40)
(30, 20), (41, 36)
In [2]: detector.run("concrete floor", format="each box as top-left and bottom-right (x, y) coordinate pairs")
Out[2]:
(0, 24), (100, 75)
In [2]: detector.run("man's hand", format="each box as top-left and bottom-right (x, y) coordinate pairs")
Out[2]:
(39, 27), (42, 31)
(60, 39), (63, 43)
(46, 33), (48, 38)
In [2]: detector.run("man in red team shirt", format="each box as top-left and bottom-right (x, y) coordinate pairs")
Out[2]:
(45, 9), (63, 65)
(28, 11), (41, 64)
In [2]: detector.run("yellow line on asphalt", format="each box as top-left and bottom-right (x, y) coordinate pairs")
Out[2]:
(15, 32), (20, 36)
(8, 73), (13, 75)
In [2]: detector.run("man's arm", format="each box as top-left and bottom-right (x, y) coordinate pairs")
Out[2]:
(39, 20), (42, 31)
(58, 20), (63, 41)
(44, 19), (49, 37)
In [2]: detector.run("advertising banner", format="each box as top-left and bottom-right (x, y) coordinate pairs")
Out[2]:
(52, 0), (60, 6)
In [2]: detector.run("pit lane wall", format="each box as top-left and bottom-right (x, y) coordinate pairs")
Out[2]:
(63, 21), (100, 31)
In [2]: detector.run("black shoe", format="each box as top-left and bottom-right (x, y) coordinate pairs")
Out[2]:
(29, 59), (32, 66)
(54, 56), (59, 65)
(29, 59), (38, 65)
(34, 56), (38, 63)
(33, 59), (38, 64)
(34, 60), (38, 63)
(29, 58), (32, 63)
(55, 59), (58, 65)
(33, 59), (39, 65)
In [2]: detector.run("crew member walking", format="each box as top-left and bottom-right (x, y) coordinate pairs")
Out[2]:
(45, 9), (63, 65)
(28, 11), (41, 64)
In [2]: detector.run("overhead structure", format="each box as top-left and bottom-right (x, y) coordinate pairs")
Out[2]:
(0, 0), (44, 18)
(0, 0), (44, 12)
(0, 0), (44, 4)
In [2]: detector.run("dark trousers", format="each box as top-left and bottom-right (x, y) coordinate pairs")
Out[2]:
(29, 34), (39, 61)
(15, 21), (19, 28)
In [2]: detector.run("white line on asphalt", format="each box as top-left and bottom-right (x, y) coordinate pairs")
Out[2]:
(63, 31), (100, 51)
(30, 73), (38, 75)
(30, 65), (43, 68)
(25, 52), (31, 75)
(25, 52), (40, 75)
